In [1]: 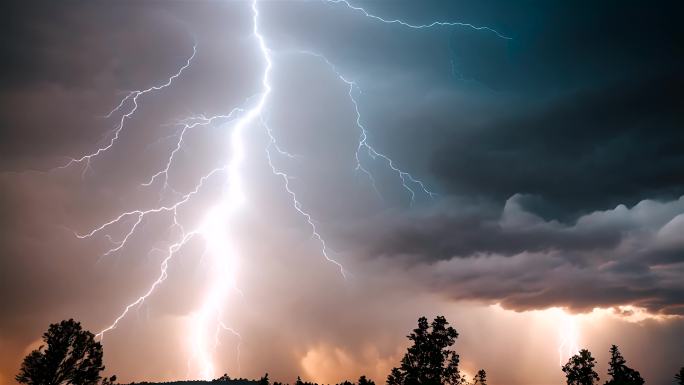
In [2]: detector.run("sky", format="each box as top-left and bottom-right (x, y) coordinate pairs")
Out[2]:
(1, 1), (683, 384)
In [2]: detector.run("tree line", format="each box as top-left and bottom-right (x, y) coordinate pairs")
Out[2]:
(16, 317), (684, 385)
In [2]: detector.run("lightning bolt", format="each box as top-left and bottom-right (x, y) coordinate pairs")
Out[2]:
(54, 0), (510, 379)
(60, 44), (197, 175)
(263, 116), (347, 278)
(557, 311), (580, 366)
(287, 51), (436, 204)
(325, 0), (511, 40)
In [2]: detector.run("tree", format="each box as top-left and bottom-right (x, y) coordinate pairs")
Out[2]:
(358, 376), (376, 385)
(562, 349), (599, 385)
(675, 367), (684, 385)
(472, 370), (486, 385)
(214, 374), (232, 382)
(16, 319), (115, 385)
(259, 373), (270, 385)
(386, 316), (464, 385)
(604, 345), (643, 385)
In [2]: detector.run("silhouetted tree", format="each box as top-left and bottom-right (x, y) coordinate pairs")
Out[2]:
(214, 374), (232, 382)
(16, 319), (115, 385)
(675, 367), (684, 385)
(471, 370), (486, 385)
(562, 349), (599, 385)
(295, 376), (318, 385)
(358, 376), (376, 385)
(259, 373), (271, 385)
(604, 345), (643, 385)
(386, 316), (464, 385)
(337, 380), (354, 385)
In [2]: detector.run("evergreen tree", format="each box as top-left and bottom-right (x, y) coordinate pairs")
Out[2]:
(604, 345), (643, 385)
(472, 370), (486, 385)
(562, 349), (600, 385)
(386, 316), (464, 385)
(358, 376), (376, 385)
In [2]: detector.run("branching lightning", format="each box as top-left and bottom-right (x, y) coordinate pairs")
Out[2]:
(325, 0), (511, 40)
(295, 51), (437, 204)
(58, 0), (510, 379)
(60, 45), (198, 175)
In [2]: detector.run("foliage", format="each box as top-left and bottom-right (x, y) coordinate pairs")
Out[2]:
(259, 374), (270, 385)
(214, 374), (232, 382)
(471, 370), (486, 385)
(16, 319), (113, 385)
(604, 345), (643, 385)
(562, 349), (600, 385)
(358, 375), (376, 385)
(386, 316), (464, 385)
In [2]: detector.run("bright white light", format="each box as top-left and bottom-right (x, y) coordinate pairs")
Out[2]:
(557, 310), (580, 366)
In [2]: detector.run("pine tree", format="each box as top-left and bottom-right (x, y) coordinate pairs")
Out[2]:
(604, 345), (643, 385)
(562, 349), (600, 385)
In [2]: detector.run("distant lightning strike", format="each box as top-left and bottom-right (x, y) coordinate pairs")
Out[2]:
(62, 0), (508, 379)
(557, 311), (580, 366)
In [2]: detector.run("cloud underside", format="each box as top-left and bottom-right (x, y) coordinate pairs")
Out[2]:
(354, 195), (684, 315)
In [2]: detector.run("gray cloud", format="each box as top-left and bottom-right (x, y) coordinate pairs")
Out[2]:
(347, 194), (684, 314)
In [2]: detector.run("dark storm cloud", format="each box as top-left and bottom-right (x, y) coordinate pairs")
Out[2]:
(348, 194), (684, 314)
(432, 72), (684, 220)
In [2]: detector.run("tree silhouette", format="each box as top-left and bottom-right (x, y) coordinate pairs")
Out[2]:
(386, 316), (464, 385)
(358, 376), (376, 385)
(16, 319), (115, 385)
(471, 370), (486, 385)
(562, 349), (599, 385)
(214, 374), (232, 382)
(675, 367), (684, 385)
(604, 345), (643, 385)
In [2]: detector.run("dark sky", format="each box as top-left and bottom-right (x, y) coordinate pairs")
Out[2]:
(1, 1), (683, 385)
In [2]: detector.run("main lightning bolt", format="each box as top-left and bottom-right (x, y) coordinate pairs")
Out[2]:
(57, 0), (510, 379)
